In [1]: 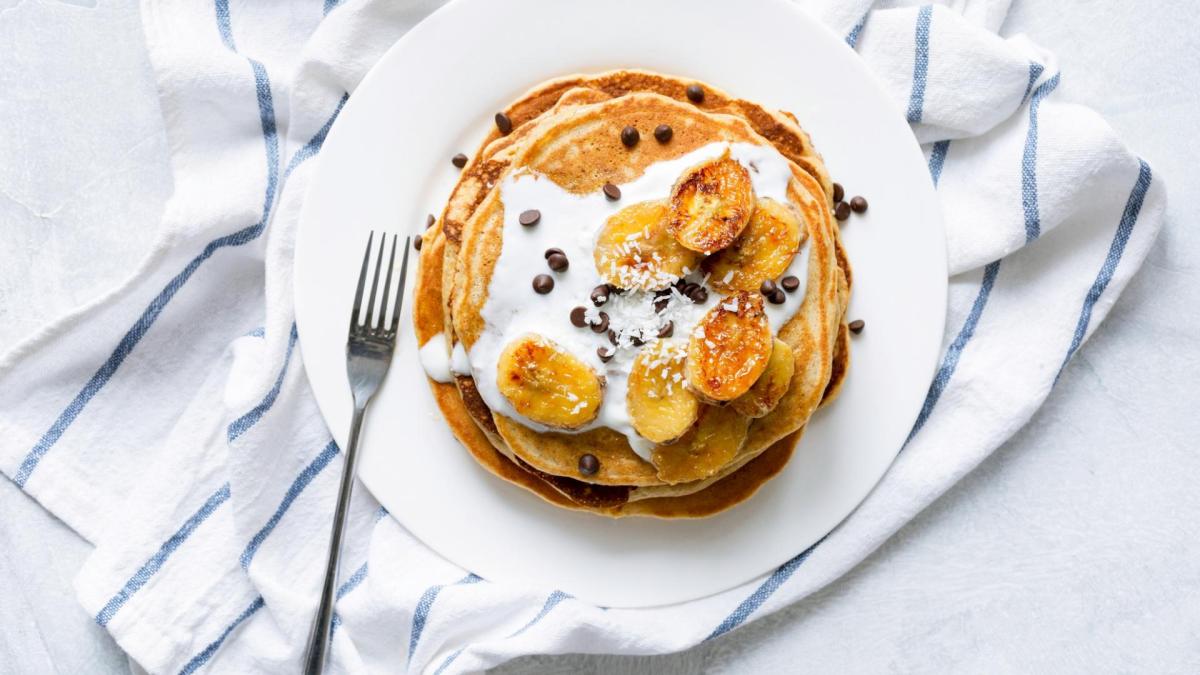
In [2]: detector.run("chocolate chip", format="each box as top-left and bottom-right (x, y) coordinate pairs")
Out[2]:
(620, 125), (639, 148)
(848, 319), (865, 334)
(597, 347), (614, 363)
(591, 284), (611, 306)
(835, 201), (851, 221)
(414, 237), (422, 251)
(654, 124), (673, 143)
(547, 252), (569, 272)
(451, 153), (468, 168)
(850, 196), (868, 213)
(602, 182), (621, 201)
(607, 328), (619, 345)
(519, 209), (541, 226)
(426, 214), (436, 229)
(686, 84), (705, 103)
(688, 286), (709, 304)
(760, 279), (777, 296)
(832, 182), (845, 203)
(653, 296), (670, 314)
(657, 321), (674, 338)
(570, 306), (588, 327)
(532, 274), (554, 294)
(630, 333), (646, 347)
(494, 112), (513, 135)
(544, 247), (564, 260)
(589, 312), (609, 334)
(781, 276), (800, 292)
(578, 453), (600, 476)
(682, 282), (700, 297)
(674, 278), (688, 290)
(768, 289), (786, 305)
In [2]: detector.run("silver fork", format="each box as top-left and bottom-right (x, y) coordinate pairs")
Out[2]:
(303, 231), (411, 675)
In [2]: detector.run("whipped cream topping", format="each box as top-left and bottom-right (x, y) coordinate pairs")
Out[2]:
(447, 141), (811, 460)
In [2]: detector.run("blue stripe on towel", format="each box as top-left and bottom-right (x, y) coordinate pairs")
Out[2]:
(433, 647), (466, 675)
(95, 483), (232, 627)
(1021, 73), (1061, 242)
(328, 561), (370, 640)
(408, 574), (482, 667)
(509, 590), (569, 638)
(247, 61), (281, 218)
(214, 0), (236, 49)
(283, 93), (349, 179)
(12, 3), (282, 488)
(1023, 62), (1046, 103)
(907, 261), (1002, 442)
(179, 595), (264, 675)
(328, 510), (389, 639)
(227, 324), (299, 442)
(338, 561), (370, 600)
(433, 590), (570, 674)
(706, 537), (826, 641)
(928, 140), (951, 186)
(1058, 160), (1153, 380)
(906, 5), (933, 124)
(240, 440), (340, 569)
(845, 10), (869, 49)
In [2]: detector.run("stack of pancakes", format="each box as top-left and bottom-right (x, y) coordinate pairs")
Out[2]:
(414, 70), (851, 517)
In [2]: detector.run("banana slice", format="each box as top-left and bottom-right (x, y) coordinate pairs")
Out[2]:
(627, 341), (699, 443)
(731, 338), (795, 418)
(667, 151), (755, 254)
(652, 404), (750, 484)
(705, 198), (806, 293)
(686, 291), (772, 402)
(594, 200), (700, 291)
(497, 334), (603, 429)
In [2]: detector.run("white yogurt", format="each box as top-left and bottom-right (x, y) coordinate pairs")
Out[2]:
(418, 333), (453, 383)
(450, 341), (471, 375)
(465, 141), (810, 460)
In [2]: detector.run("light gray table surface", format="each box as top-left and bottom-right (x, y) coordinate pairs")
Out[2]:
(1, 1), (1197, 673)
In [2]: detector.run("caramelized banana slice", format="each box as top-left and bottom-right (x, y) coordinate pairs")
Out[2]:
(691, 289), (772, 398)
(595, 200), (700, 290)
(705, 198), (806, 293)
(627, 341), (699, 443)
(497, 334), (603, 429)
(731, 338), (795, 418)
(667, 151), (755, 254)
(686, 291), (772, 402)
(652, 404), (750, 484)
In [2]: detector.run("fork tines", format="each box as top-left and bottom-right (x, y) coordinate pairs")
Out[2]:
(350, 231), (411, 336)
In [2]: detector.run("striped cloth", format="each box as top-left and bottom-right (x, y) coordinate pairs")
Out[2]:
(0, 0), (1165, 672)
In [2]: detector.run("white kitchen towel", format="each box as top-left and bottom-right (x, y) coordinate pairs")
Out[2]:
(0, 0), (1166, 673)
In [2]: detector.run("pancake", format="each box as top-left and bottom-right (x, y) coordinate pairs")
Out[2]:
(415, 219), (832, 517)
(414, 70), (852, 517)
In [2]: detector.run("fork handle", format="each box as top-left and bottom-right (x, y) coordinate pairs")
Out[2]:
(303, 403), (366, 675)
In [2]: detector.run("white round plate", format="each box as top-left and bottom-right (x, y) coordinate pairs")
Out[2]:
(295, 0), (946, 607)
